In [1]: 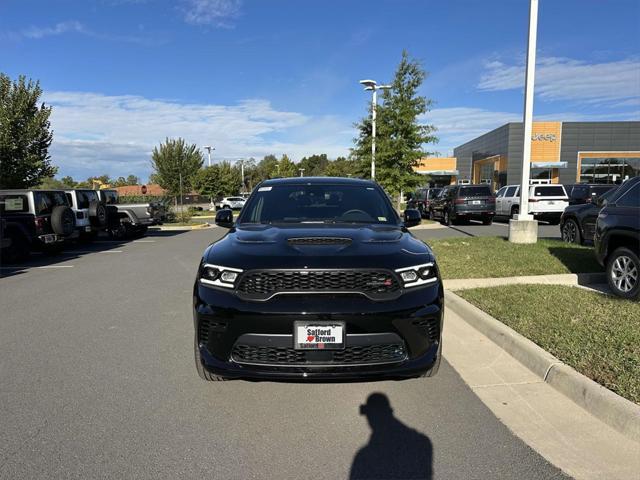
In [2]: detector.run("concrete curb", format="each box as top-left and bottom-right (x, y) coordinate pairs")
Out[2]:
(445, 290), (640, 441)
(444, 272), (606, 291)
(150, 223), (215, 231)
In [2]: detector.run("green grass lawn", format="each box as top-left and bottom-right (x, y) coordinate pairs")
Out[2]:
(458, 285), (640, 404)
(428, 236), (602, 279)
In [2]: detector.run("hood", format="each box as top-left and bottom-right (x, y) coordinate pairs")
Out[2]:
(204, 224), (433, 270)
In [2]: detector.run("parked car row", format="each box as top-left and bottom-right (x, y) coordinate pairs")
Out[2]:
(0, 188), (166, 263)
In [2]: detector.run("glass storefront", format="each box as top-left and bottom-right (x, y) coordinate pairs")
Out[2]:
(580, 157), (640, 184)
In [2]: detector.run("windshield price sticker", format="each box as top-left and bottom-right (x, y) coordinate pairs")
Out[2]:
(295, 323), (344, 350)
(258, 186), (272, 192)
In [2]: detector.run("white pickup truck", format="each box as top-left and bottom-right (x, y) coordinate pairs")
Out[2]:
(495, 184), (569, 224)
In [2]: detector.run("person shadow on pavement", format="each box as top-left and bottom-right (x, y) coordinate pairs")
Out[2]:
(350, 393), (433, 480)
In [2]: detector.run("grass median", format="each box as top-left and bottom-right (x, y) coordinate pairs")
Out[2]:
(428, 236), (601, 279)
(458, 284), (640, 404)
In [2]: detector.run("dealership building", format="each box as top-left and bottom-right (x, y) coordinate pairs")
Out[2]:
(415, 121), (640, 189)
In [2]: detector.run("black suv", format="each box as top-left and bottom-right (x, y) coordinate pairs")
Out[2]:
(560, 186), (619, 244)
(594, 177), (640, 300)
(565, 184), (616, 206)
(193, 177), (443, 381)
(430, 184), (495, 225)
(408, 187), (442, 219)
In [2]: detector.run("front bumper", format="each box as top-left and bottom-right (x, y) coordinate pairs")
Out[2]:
(193, 282), (444, 380)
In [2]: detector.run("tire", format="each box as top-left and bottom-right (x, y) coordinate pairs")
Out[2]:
(443, 210), (451, 226)
(428, 209), (434, 221)
(223, 205), (231, 210)
(131, 226), (148, 238)
(482, 215), (493, 226)
(194, 336), (227, 381)
(510, 205), (519, 219)
(89, 202), (107, 227)
(606, 247), (640, 300)
(1, 230), (30, 263)
(561, 218), (582, 244)
(51, 206), (76, 236)
(107, 224), (127, 240)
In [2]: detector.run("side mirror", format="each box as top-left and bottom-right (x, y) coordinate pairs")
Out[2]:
(596, 196), (608, 208)
(215, 209), (234, 228)
(403, 209), (421, 228)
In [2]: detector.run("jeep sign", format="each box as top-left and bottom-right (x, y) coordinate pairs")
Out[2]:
(531, 133), (557, 141)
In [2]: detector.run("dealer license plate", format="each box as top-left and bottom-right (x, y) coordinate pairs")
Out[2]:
(294, 322), (345, 350)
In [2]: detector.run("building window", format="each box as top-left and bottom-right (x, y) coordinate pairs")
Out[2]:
(580, 157), (640, 184)
(531, 168), (551, 181)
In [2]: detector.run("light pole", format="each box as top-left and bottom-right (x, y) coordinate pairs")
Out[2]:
(237, 159), (246, 192)
(509, 0), (539, 244)
(203, 145), (215, 167)
(299, 168), (305, 177)
(203, 145), (215, 208)
(359, 79), (391, 180)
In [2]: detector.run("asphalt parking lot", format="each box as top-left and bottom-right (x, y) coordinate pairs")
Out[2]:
(0, 228), (566, 479)
(412, 217), (562, 241)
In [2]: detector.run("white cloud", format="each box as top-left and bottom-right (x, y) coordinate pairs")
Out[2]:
(21, 21), (87, 39)
(45, 90), (352, 179)
(478, 56), (640, 105)
(182, 0), (242, 27)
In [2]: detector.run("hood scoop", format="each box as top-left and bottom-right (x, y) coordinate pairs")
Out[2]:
(287, 237), (353, 246)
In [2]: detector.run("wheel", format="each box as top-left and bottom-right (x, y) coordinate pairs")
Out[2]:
(1, 230), (30, 263)
(561, 218), (582, 244)
(107, 224), (127, 240)
(443, 210), (451, 226)
(482, 215), (493, 226)
(51, 206), (76, 236)
(89, 202), (107, 227)
(428, 209), (435, 221)
(510, 205), (519, 219)
(131, 226), (148, 238)
(194, 336), (228, 381)
(223, 205), (231, 210)
(606, 247), (639, 300)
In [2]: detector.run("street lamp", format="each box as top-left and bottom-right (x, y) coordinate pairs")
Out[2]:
(359, 79), (391, 180)
(203, 145), (215, 167)
(237, 159), (246, 192)
(299, 168), (305, 177)
(508, 0), (539, 244)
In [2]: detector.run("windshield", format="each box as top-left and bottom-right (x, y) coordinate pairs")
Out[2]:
(238, 184), (399, 225)
(459, 186), (492, 197)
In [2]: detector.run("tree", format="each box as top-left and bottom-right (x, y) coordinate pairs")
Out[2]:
(256, 154), (279, 181)
(193, 162), (242, 198)
(325, 156), (359, 178)
(0, 74), (56, 188)
(299, 154), (329, 177)
(352, 51), (438, 208)
(126, 175), (139, 185)
(150, 138), (203, 197)
(277, 154), (297, 177)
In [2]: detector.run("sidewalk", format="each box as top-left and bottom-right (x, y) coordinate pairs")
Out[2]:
(443, 303), (640, 480)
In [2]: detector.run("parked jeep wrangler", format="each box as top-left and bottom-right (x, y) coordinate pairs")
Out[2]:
(65, 189), (108, 242)
(594, 177), (640, 300)
(96, 189), (166, 239)
(0, 189), (77, 262)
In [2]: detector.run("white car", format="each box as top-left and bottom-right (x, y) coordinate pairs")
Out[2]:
(216, 196), (246, 210)
(495, 184), (568, 224)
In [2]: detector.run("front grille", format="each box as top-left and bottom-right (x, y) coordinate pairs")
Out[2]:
(412, 318), (440, 342)
(236, 269), (401, 301)
(288, 237), (352, 245)
(231, 343), (406, 366)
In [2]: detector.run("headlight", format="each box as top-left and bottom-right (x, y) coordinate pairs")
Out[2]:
(395, 263), (438, 288)
(200, 263), (243, 289)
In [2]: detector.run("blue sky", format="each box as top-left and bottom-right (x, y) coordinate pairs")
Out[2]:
(1, 0), (639, 181)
